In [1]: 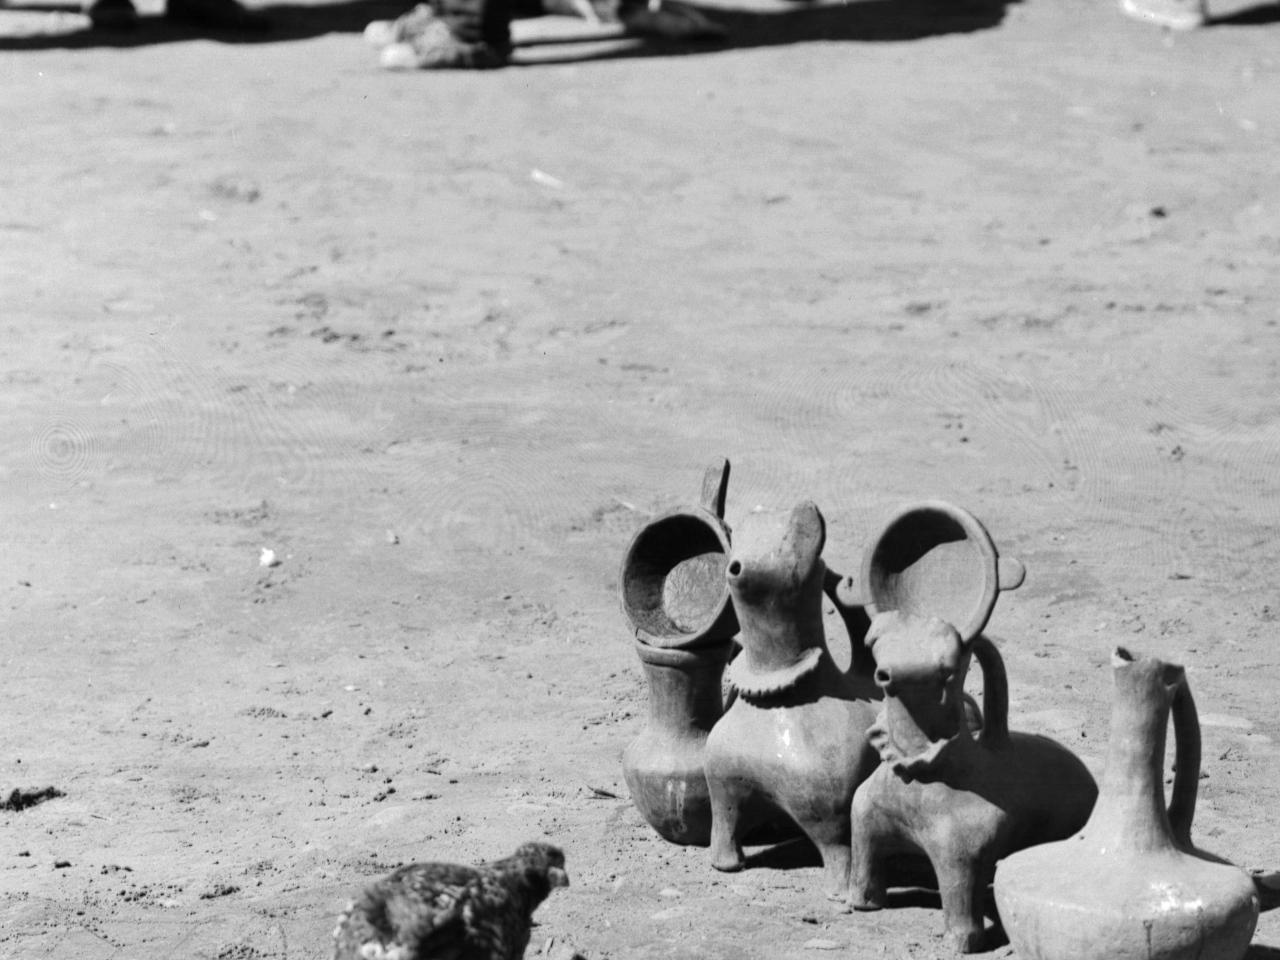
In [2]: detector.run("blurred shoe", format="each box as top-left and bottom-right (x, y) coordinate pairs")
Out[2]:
(1119, 0), (1206, 28)
(364, 3), (437, 46)
(166, 0), (269, 28)
(379, 18), (509, 68)
(540, 0), (603, 21)
(619, 1), (724, 38)
(85, 0), (139, 29)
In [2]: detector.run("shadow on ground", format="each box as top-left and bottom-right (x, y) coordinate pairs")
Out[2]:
(1210, 1), (1280, 23)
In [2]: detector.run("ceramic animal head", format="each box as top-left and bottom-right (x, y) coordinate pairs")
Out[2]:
(725, 501), (829, 696)
(864, 610), (973, 780)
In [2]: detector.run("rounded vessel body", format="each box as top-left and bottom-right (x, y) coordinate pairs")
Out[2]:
(622, 638), (730, 845)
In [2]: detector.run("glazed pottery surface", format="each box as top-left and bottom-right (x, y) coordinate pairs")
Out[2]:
(622, 637), (731, 846)
(994, 648), (1259, 960)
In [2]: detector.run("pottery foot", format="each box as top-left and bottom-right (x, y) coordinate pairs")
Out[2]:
(815, 843), (852, 900)
(847, 885), (885, 911)
(821, 870), (851, 902)
(945, 926), (985, 954)
(710, 849), (745, 872)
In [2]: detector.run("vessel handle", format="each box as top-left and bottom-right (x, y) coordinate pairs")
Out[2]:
(700, 457), (730, 519)
(823, 568), (875, 679)
(1167, 674), (1201, 850)
(996, 556), (1026, 591)
(970, 634), (1009, 745)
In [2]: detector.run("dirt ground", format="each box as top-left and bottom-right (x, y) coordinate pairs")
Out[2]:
(2, 0), (1280, 956)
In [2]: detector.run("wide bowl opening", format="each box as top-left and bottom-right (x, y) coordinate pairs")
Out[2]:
(621, 511), (734, 646)
(865, 503), (998, 641)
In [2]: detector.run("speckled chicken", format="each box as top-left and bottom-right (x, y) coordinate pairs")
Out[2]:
(332, 842), (569, 960)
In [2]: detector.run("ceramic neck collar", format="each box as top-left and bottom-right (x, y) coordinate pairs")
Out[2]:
(728, 646), (823, 698)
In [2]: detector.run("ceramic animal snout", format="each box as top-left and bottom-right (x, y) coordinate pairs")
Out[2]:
(722, 501), (823, 605)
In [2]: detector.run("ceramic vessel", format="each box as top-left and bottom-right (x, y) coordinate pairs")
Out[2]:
(994, 648), (1260, 960)
(622, 636), (732, 845)
(620, 459), (739, 845)
(836, 500), (1025, 643)
(848, 612), (1097, 953)
(704, 501), (882, 898)
(620, 459), (736, 650)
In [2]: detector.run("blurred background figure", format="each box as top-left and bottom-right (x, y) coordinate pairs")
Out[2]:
(84, 0), (267, 29)
(364, 0), (724, 69)
(1118, 0), (1206, 28)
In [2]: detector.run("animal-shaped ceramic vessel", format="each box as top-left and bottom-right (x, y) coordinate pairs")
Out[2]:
(703, 501), (881, 898)
(994, 648), (1259, 960)
(848, 611), (1097, 953)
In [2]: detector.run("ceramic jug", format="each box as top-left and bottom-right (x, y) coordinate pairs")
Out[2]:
(622, 636), (732, 845)
(620, 459), (736, 846)
(994, 648), (1259, 960)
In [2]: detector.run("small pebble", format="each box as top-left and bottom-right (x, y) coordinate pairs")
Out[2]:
(658, 887), (682, 898)
(54, 860), (71, 869)
(259, 548), (280, 568)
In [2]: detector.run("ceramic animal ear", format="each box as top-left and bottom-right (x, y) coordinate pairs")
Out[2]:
(864, 609), (902, 650)
(787, 501), (826, 562)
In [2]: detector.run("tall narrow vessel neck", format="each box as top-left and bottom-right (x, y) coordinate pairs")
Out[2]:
(1088, 653), (1182, 854)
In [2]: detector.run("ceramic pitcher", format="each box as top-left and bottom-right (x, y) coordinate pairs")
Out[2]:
(622, 637), (731, 845)
(994, 648), (1259, 960)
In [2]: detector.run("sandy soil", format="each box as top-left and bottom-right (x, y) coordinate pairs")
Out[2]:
(2, 0), (1280, 956)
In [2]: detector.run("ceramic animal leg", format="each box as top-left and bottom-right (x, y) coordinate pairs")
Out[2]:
(847, 803), (887, 910)
(934, 854), (986, 954)
(708, 779), (746, 873)
(804, 818), (852, 900)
